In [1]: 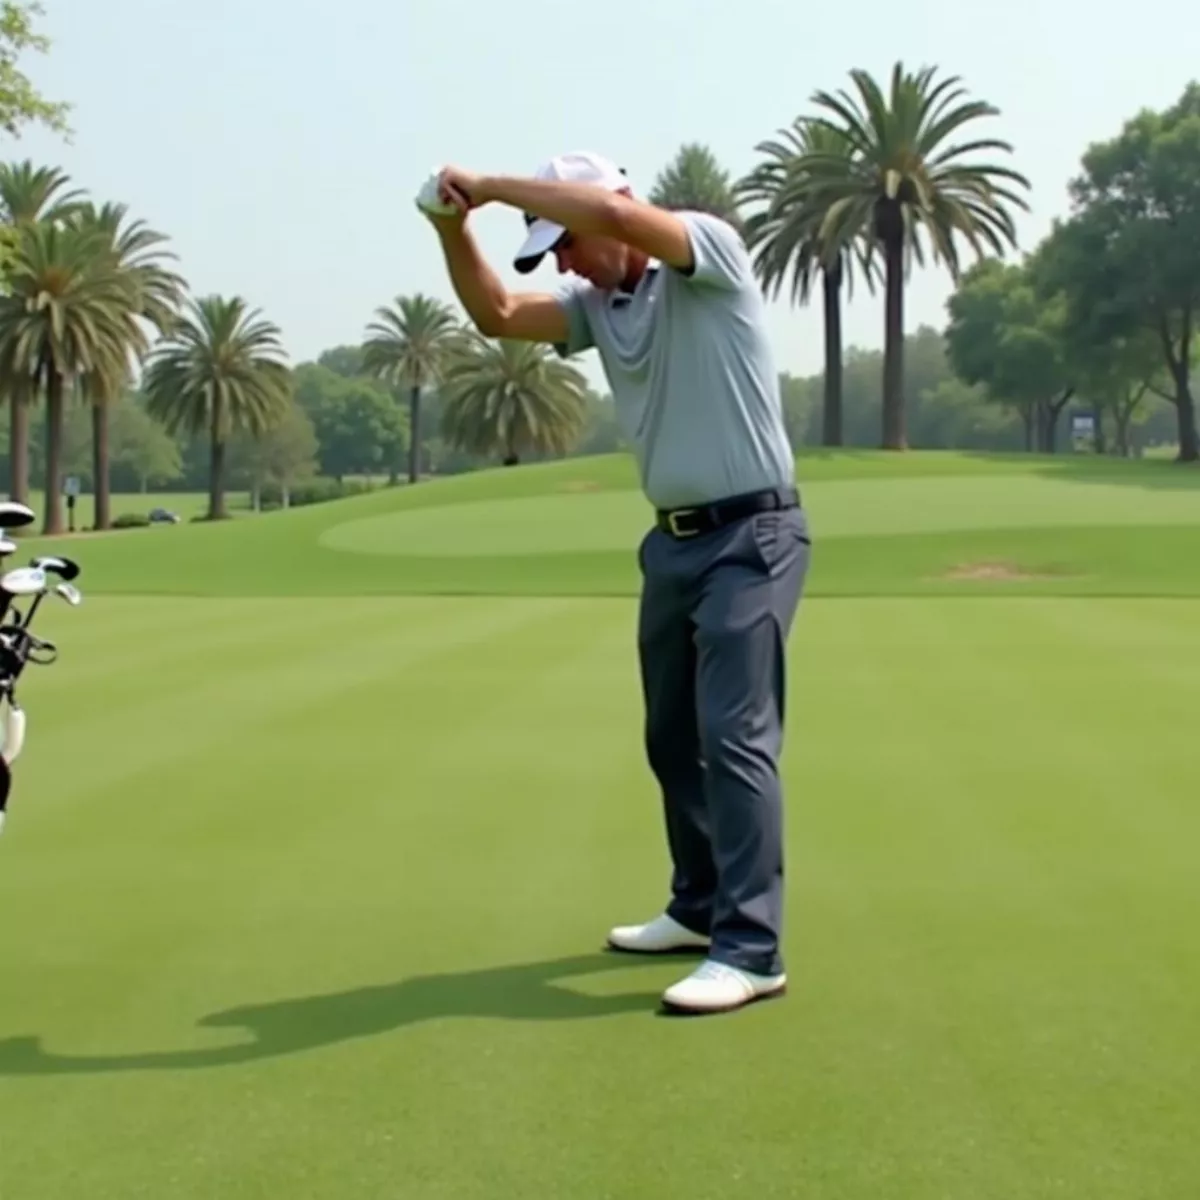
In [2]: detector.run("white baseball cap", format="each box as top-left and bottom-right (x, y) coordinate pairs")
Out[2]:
(513, 151), (629, 273)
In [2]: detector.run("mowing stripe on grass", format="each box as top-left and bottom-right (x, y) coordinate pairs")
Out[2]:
(0, 596), (1196, 1198)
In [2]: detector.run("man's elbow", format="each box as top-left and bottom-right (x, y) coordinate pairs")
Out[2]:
(606, 197), (694, 271)
(469, 305), (508, 339)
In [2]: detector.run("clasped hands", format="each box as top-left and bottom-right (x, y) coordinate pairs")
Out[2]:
(427, 166), (494, 222)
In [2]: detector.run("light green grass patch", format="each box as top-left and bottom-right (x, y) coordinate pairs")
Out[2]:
(11, 451), (1200, 599)
(319, 473), (1200, 558)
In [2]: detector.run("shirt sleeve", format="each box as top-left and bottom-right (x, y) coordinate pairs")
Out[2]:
(675, 210), (751, 291)
(553, 277), (596, 358)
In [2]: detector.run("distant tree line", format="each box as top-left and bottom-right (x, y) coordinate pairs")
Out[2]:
(649, 72), (1200, 462)
(2, 15), (1196, 540)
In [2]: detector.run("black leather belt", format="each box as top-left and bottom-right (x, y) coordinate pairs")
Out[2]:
(655, 486), (800, 539)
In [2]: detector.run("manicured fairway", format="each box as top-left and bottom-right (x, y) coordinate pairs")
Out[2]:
(0, 451), (1197, 1198)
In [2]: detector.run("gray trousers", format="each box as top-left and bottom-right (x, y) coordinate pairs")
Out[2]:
(636, 503), (811, 977)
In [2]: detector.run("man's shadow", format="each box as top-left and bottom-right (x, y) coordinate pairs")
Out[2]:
(0, 949), (697, 1076)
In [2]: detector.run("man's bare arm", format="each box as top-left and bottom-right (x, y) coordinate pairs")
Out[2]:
(434, 219), (568, 344)
(469, 174), (695, 273)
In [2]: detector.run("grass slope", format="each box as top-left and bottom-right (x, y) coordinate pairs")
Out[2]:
(0, 450), (1196, 1198)
(13, 450), (1200, 598)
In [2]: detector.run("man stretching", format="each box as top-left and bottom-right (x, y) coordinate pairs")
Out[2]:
(421, 151), (811, 1016)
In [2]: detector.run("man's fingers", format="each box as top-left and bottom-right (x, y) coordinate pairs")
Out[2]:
(437, 170), (474, 211)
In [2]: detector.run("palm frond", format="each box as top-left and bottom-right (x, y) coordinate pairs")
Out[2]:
(439, 335), (589, 462)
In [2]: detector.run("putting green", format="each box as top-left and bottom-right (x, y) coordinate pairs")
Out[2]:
(17, 450), (1200, 599)
(319, 474), (1200, 558)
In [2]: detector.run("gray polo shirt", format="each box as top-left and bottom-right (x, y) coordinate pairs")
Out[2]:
(553, 209), (795, 511)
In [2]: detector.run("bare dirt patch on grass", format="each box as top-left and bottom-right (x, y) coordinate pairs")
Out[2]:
(936, 560), (1081, 582)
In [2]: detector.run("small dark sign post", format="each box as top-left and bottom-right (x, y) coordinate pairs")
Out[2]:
(63, 475), (80, 533)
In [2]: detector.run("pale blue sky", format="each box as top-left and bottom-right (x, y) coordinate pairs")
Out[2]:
(9, 0), (1197, 390)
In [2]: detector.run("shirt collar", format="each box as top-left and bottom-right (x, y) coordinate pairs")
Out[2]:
(612, 259), (659, 303)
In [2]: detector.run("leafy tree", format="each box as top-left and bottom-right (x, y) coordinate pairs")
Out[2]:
(790, 62), (1031, 449)
(362, 293), (458, 484)
(575, 392), (624, 456)
(228, 402), (319, 509)
(141, 295), (292, 519)
(317, 344), (365, 379)
(1044, 280), (1165, 458)
(1033, 84), (1200, 461)
(649, 143), (743, 229)
(737, 118), (877, 445)
(291, 362), (407, 482)
(439, 333), (589, 466)
(109, 395), (182, 491)
(59, 397), (89, 482)
(0, 220), (139, 533)
(776, 371), (820, 449)
(0, 3), (70, 138)
(945, 258), (1075, 451)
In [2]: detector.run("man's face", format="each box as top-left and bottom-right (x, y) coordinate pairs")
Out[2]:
(552, 230), (629, 289)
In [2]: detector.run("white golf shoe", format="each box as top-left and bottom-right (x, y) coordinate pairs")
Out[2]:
(660, 959), (787, 1015)
(606, 913), (710, 955)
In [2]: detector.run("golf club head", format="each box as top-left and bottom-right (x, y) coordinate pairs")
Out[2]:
(54, 583), (81, 606)
(0, 501), (35, 571)
(0, 501), (35, 531)
(0, 567), (46, 597)
(32, 555), (81, 582)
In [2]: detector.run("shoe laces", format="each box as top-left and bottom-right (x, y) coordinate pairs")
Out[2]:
(693, 960), (742, 983)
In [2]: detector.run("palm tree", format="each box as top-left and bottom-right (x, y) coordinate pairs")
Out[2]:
(649, 143), (744, 230)
(788, 62), (1031, 448)
(736, 118), (877, 446)
(439, 333), (589, 466)
(141, 295), (292, 519)
(67, 201), (185, 529)
(0, 220), (139, 534)
(361, 293), (458, 484)
(0, 160), (88, 503)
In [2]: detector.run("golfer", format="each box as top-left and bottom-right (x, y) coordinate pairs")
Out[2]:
(422, 151), (811, 1015)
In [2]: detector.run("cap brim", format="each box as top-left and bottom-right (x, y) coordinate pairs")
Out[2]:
(513, 218), (565, 274)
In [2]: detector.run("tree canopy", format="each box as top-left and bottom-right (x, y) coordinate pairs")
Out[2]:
(3, 48), (1199, 538)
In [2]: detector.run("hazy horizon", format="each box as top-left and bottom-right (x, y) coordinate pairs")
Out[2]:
(7, 0), (1197, 392)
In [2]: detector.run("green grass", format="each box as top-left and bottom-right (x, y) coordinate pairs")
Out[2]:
(10, 490), (247, 527)
(0, 450), (1197, 1198)
(11, 450), (1200, 598)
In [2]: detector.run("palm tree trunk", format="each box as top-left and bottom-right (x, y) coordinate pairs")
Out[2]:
(821, 266), (843, 446)
(92, 402), (111, 531)
(8, 392), (29, 503)
(43, 373), (65, 535)
(881, 236), (906, 450)
(209, 395), (227, 519)
(409, 385), (421, 485)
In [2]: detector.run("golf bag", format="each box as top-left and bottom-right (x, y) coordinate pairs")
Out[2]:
(0, 500), (82, 834)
